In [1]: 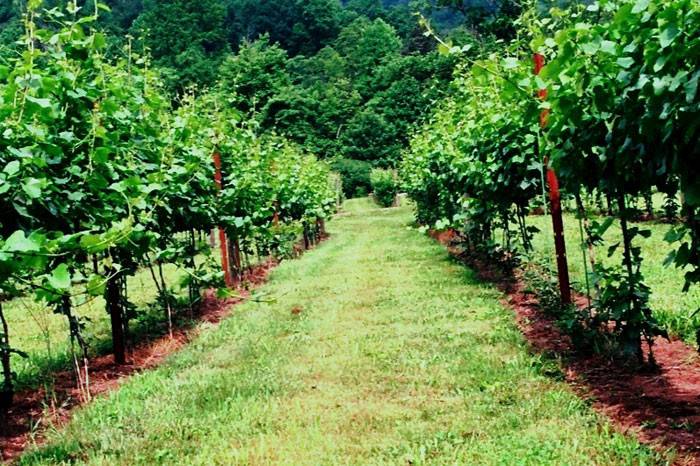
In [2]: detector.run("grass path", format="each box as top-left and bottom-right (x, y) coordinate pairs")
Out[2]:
(19, 199), (667, 465)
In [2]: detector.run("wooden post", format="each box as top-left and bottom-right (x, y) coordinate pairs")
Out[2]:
(228, 237), (242, 283)
(534, 53), (572, 305)
(213, 151), (233, 287)
(272, 202), (280, 227)
(106, 272), (126, 364)
(0, 302), (14, 409)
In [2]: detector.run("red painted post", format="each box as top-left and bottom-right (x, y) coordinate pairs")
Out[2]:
(534, 53), (572, 305)
(213, 151), (234, 288)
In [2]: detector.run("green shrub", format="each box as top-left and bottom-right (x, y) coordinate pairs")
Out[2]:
(331, 158), (372, 198)
(370, 169), (398, 208)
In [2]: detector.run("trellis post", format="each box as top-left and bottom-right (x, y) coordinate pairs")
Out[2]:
(534, 53), (572, 305)
(213, 151), (234, 287)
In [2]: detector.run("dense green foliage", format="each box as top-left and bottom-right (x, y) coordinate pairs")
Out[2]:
(402, 53), (540, 237)
(227, 17), (457, 171)
(370, 168), (399, 207)
(332, 158), (373, 198)
(542, 0), (700, 283)
(133, 0), (231, 90)
(0, 3), (337, 408)
(0, 0), (523, 177)
(228, 0), (344, 56)
(542, 0), (700, 355)
(401, 0), (700, 358)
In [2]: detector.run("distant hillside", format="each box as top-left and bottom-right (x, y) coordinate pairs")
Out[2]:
(380, 0), (464, 29)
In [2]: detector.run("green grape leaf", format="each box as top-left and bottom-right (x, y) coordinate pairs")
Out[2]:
(616, 57), (635, 69)
(3, 231), (41, 253)
(659, 25), (679, 49)
(3, 161), (20, 176)
(86, 274), (106, 296)
(25, 96), (53, 109)
(48, 264), (71, 291)
(22, 178), (43, 199)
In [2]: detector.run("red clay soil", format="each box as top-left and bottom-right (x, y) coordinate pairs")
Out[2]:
(432, 230), (700, 465)
(0, 256), (286, 462)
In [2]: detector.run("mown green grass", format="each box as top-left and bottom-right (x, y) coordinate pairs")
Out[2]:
(19, 199), (668, 465)
(527, 210), (700, 344)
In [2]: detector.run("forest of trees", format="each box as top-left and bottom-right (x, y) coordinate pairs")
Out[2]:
(0, 0), (520, 196)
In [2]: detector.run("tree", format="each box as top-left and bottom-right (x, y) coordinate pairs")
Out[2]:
(435, 0), (522, 40)
(133, 0), (230, 91)
(290, 0), (344, 55)
(346, 0), (385, 19)
(260, 45), (358, 155)
(257, 14), (455, 166)
(288, 46), (348, 86)
(264, 74), (361, 157)
(333, 17), (403, 97)
(219, 36), (291, 115)
(101, 0), (144, 32)
(0, 2), (15, 24)
(228, 0), (343, 56)
(341, 110), (395, 163)
(0, 0), (21, 55)
(383, 1), (437, 53)
(339, 52), (455, 166)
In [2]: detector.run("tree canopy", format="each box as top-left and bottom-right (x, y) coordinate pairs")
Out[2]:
(0, 0), (519, 186)
(134, 0), (230, 90)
